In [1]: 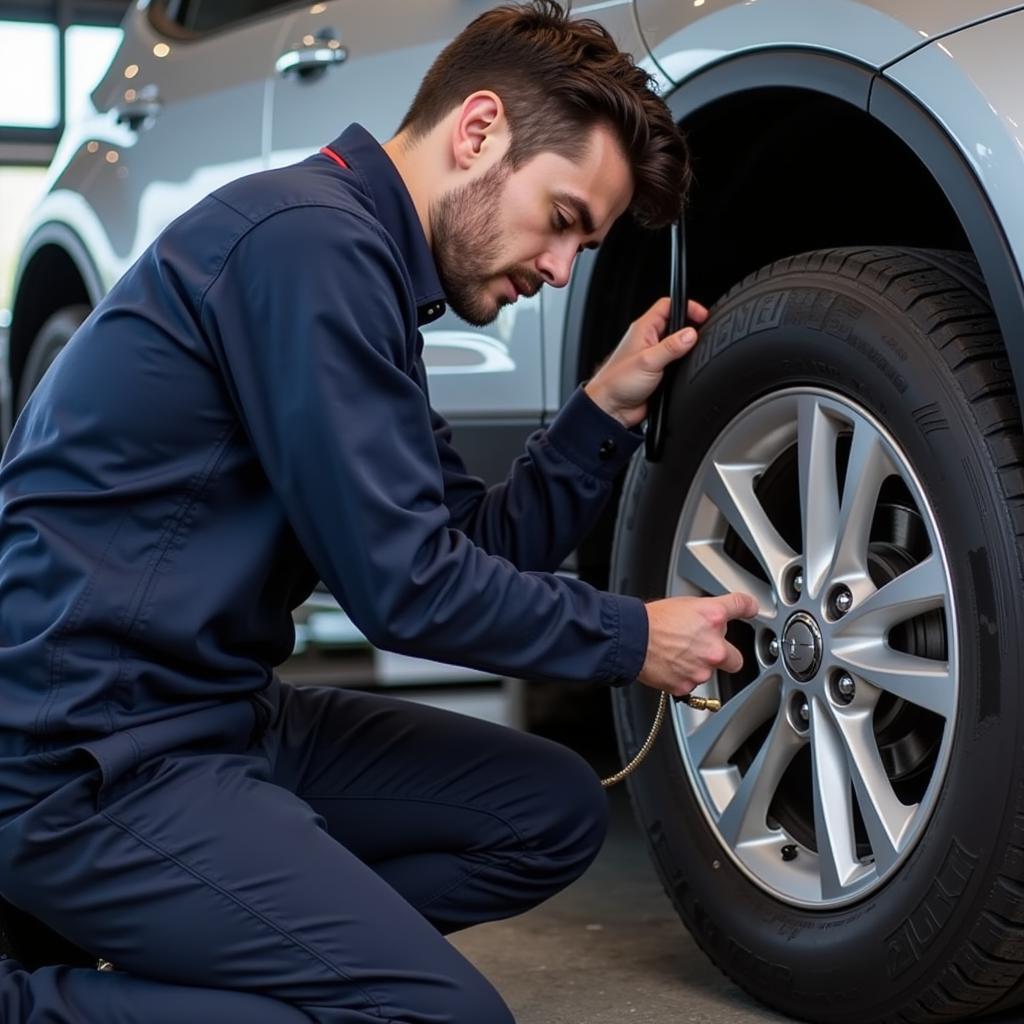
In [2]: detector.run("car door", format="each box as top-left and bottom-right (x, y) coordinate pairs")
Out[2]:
(268, 0), (545, 484)
(84, 0), (295, 271)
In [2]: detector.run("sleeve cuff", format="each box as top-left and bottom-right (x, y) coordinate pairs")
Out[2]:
(604, 593), (648, 686)
(544, 384), (643, 481)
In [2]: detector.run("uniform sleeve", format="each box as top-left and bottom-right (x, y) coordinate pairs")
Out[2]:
(413, 352), (643, 573)
(199, 205), (647, 685)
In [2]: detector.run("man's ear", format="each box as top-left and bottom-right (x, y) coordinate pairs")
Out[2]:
(451, 91), (508, 171)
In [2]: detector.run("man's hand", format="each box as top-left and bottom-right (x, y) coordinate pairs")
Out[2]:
(638, 593), (759, 697)
(584, 296), (710, 429)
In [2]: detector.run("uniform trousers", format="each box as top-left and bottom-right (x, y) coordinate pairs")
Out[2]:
(0, 681), (609, 1022)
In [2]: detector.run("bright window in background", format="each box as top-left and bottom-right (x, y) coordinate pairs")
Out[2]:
(0, 21), (59, 128)
(0, 22), (121, 313)
(65, 25), (123, 121)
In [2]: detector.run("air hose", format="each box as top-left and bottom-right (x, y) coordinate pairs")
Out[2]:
(600, 691), (720, 788)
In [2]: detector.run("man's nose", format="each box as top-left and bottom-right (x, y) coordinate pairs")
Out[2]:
(535, 245), (577, 289)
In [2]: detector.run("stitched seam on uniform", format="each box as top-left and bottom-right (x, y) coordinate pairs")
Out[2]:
(100, 810), (393, 1021)
(112, 423), (238, 722)
(298, 793), (534, 851)
(413, 855), (522, 914)
(209, 192), (256, 224)
(38, 516), (129, 756)
(121, 422), (237, 641)
(127, 423), (238, 641)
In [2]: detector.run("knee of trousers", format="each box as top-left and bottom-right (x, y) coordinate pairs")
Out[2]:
(442, 971), (516, 1024)
(523, 741), (610, 884)
(336, 966), (515, 1024)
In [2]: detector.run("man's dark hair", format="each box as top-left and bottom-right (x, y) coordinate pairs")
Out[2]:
(396, 0), (690, 229)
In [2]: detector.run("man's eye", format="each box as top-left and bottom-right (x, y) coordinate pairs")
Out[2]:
(554, 210), (571, 232)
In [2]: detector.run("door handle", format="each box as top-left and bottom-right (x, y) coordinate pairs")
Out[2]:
(114, 99), (162, 131)
(276, 28), (348, 80)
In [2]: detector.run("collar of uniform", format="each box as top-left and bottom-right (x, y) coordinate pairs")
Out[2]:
(322, 123), (447, 327)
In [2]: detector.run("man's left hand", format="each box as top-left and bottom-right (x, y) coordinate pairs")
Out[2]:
(584, 296), (709, 430)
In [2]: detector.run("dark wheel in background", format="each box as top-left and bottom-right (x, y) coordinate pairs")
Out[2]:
(611, 248), (1024, 1022)
(16, 304), (90, 417)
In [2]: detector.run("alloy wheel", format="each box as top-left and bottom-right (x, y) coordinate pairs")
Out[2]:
(667, 387), (958, 908)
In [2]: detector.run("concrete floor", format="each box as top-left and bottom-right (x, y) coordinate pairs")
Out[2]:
(451, 785), (791, 1024)
(451, 784), (1024, 1024)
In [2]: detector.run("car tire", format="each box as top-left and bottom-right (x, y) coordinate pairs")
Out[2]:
(610, 247), (1024, 1023)
(16, 304), (90, 417)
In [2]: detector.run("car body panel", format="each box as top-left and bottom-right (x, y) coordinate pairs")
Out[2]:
(882, 13), (1024, 299)
(38, 5), (288, 271)
(636, 0), (1024, 83)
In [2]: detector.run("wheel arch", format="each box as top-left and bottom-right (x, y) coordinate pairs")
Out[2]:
(6, 223), (102, 441)
(561, 48), (1024, 587)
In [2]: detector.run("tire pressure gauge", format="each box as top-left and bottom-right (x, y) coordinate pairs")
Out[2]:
(644, 215), (687, 463)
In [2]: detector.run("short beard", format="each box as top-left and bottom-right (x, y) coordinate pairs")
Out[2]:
(429, 160), (513, 327)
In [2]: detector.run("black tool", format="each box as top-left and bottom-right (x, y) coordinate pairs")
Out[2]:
(644, 215), (687, 463)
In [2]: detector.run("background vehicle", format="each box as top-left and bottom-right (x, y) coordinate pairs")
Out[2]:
(8, 2), (1024, 1022)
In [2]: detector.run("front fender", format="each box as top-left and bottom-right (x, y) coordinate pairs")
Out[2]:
(877, 11), (1024, 407)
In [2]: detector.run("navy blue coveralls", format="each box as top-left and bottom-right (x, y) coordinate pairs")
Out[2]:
(0, 123), (649, 1022)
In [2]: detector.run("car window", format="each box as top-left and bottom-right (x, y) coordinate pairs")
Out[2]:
(159, 0), (296, 35)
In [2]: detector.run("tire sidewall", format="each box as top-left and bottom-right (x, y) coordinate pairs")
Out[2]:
(611, 269), (1024, 1017)
(16, 305), (90, 416)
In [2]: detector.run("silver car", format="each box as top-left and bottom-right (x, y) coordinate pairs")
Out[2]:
(7, 2), (1024, 1022)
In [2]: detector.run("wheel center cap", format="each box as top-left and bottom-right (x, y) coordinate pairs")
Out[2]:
(782, 611), (822, 681)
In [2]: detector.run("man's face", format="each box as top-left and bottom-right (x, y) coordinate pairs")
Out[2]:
(429, 125), (633, 327)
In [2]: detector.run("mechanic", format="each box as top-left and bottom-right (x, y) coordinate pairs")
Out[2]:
(0, 2), (757, 1022)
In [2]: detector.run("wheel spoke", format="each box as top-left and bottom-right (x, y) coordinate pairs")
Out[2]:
(831, 640), (953, 719)
(833, 554), (946, 635)
(829, 423), (894, 584)
(704, 462), (797, 594)
(809, 699), (862, 899)
(797, 396), (841, 599)
(687, 669), (782, 769)
(831, 707), (915, 875)
(716, 712), (804, 848)
(676, 539), (775, 618)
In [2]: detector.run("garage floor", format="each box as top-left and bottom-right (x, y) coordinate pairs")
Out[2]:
(451, 785), (1023, 1024)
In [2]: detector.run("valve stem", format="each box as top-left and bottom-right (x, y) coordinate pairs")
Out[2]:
(681, 695), (721, 712)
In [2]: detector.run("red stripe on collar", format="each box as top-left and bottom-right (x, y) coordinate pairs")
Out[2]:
(319, 146), (349, 169)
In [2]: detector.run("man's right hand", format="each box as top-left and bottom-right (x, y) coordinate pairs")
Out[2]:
(638, 593), (760, 697)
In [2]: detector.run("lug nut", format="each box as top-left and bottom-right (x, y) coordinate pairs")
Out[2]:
(831, 585), (853, 617)
(768, 637), (780, 660)
(799, 701), (809, 722)
(793, 573), (804, 595)
(837, 674), (855, 698)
